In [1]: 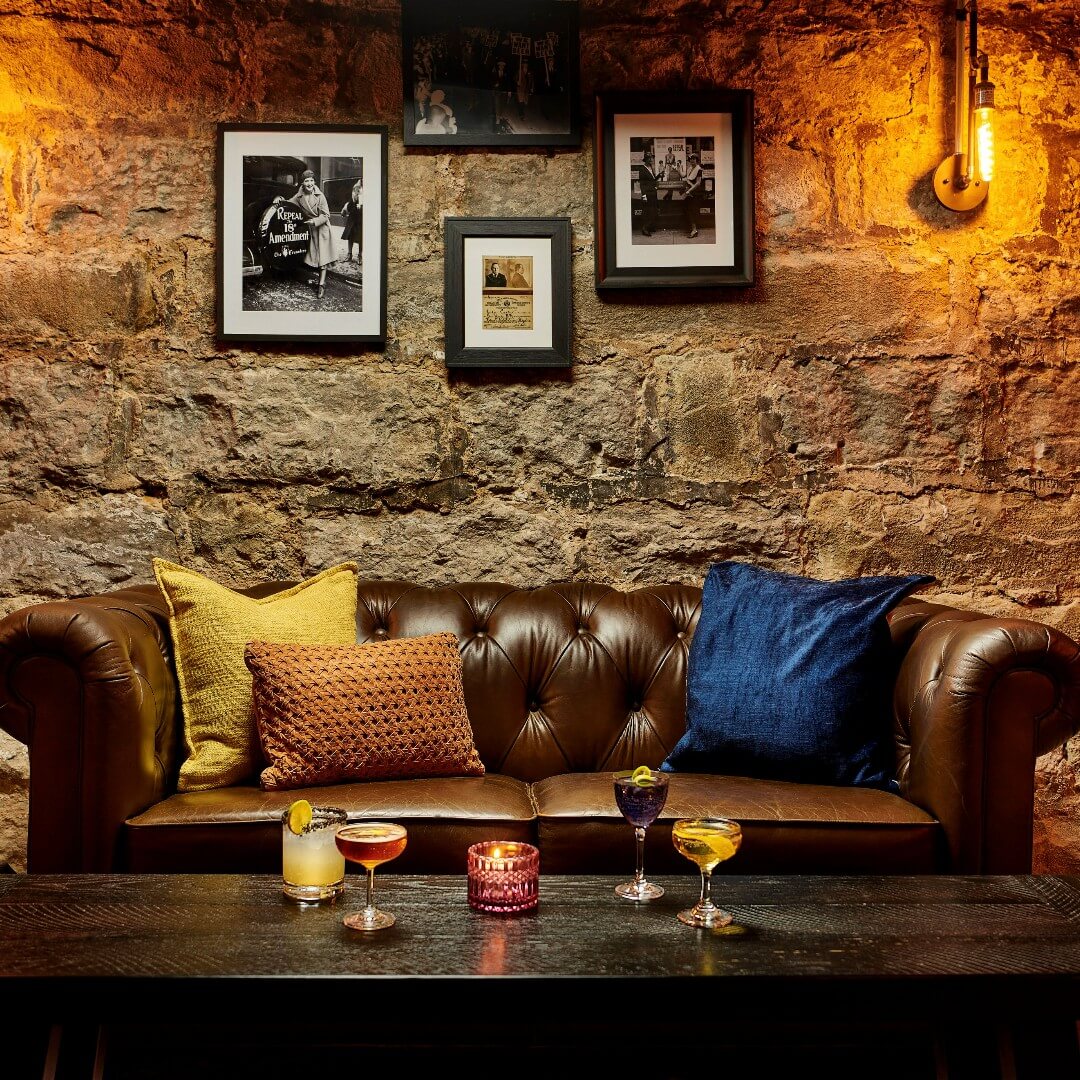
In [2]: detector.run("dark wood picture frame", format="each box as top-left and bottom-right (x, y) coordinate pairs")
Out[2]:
(594, 91), (755, 290)
(402, 0), (581, 148)
(216, 122), (388, 344)
(444, 217), (572, 368)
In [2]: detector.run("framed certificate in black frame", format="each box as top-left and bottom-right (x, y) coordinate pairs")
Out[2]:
(444, 217), (573, 368)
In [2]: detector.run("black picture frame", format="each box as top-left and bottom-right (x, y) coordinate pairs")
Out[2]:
(594, 91), (755, 290)
(402, 0), (581, 148)
(216, 122), (388, 344)
(444, 217), (572, 368)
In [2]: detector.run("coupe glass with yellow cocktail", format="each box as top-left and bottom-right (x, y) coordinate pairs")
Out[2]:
(281, 802), (347, 903)
(671, 818), (742, 927)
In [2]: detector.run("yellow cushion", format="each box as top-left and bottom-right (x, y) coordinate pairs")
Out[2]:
(153, 559), (359, 792)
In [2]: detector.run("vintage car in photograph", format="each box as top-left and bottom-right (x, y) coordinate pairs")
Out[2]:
(241, 155), (312, 278)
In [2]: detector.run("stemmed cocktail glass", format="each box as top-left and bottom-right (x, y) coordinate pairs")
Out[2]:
(612, 767), (669, 901)
(671, 818), (742, 927)
(334, 822), (408, 931)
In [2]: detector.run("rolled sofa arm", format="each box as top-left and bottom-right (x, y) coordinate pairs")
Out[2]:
(893, 603), (1080, 873)
(0, 586), (177, 872)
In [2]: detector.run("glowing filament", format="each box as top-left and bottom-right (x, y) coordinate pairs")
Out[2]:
(975, 106), (995, 183)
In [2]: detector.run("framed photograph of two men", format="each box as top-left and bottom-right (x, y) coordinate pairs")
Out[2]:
(594, 90), (755, 289)
(216, 123), (388, 343)
(402, 0), (581, 147)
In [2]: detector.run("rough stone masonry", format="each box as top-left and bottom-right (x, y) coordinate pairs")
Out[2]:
(0, 0), (1077, 872)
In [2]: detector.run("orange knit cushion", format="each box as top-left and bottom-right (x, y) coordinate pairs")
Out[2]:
(245, 633), (485, 790)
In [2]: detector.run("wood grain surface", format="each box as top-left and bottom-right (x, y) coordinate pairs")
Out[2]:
(2, 874), (1079, 1078)
(2, 873), (1080, 980)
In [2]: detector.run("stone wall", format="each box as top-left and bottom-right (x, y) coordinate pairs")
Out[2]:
(0, 0), (1077, 872)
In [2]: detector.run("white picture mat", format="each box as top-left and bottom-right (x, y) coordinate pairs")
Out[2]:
(221, 129), (383, 337)
(613, 112), (734, 270)
(464, 236), (553, 349)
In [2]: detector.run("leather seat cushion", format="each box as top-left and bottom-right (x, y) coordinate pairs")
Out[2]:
(124, 771), (941, 876)
(533, 773), (942, 874)
(124, 775), (535, 874)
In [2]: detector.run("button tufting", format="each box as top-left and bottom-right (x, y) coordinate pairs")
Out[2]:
(676, 631), (686, 639)
(475, 630), (486, 638)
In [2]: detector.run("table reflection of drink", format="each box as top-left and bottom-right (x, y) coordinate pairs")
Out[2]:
(335, 822), (408, 931)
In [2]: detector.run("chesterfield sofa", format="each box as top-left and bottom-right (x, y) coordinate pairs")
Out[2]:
(1, 578), (1079, 877)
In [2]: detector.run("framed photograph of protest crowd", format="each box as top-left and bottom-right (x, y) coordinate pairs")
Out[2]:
(402, 0), (581, 147)
(216, 123), (388, 343)
(593, 91), (755, 290)
(444, 217), (572, 367)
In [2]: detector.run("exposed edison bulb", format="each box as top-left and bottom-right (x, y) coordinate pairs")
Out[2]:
(975, 106), (995, 183)
(973, 75), (996, 185)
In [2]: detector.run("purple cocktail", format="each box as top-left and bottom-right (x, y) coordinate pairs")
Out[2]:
(614, 774), (669, 827)
(613, 768), (670, 901)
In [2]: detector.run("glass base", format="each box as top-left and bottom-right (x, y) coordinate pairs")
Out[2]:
(677, 903), (733, 928)
(282, 879), (344, 904)
(343, 908), (395, 931)
(615, 879), (665, 901)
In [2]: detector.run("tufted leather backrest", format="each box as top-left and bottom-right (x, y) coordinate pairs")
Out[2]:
(355, 581), (702, 781)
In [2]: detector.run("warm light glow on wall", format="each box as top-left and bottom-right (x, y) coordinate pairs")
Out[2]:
(0, 69), (24, 115)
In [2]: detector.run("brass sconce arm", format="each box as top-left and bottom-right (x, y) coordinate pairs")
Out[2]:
(935, 0), (995, 211)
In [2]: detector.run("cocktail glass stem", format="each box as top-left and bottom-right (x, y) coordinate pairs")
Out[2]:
(364, 867), (377, 922)
(634, 827), (647, 888)
(696, 869), (716, 916)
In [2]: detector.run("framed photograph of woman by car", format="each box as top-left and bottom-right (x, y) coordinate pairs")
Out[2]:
(216, 123), (387, 343)
(444, 217), (572, 367)
(594, 91), (754, 290)
(402, 0), (580, 147)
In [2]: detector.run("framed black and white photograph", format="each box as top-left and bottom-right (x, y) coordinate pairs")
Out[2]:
(216, 123), (387, 343)
(594, 91), (755, 289)
(444, 217), (572, 367)
(402, 0), (580, 147)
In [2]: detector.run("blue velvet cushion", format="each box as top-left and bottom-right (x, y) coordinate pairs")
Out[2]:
(661, 562), (934, 789)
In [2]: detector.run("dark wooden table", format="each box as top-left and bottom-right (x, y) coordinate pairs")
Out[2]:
(2, 873), (1079, 1079)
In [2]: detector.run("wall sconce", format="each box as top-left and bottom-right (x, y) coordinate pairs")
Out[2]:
(935, 0), (996, 211)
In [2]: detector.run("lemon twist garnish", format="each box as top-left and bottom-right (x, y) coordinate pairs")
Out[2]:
(631, 765), (654, 787)
(710, 836), (737, 861)
(286, 798), (313, 835)
(675, 823), (739, 862)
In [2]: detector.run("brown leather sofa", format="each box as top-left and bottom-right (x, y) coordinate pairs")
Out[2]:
(2, 578), (1079, 877)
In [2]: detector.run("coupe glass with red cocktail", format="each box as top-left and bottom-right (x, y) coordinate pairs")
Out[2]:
(335, 822), (408, 931)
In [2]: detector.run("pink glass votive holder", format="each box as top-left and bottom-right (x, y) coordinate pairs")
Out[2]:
(467, 841), (540, 914)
